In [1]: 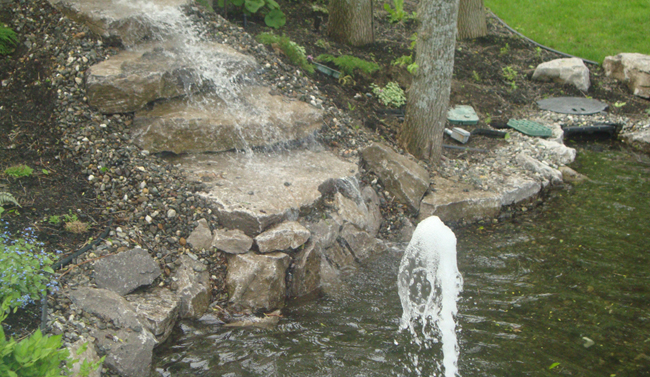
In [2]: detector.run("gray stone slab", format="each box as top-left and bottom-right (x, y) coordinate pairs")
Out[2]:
(93, 327), (157, 377)
(418, 177), (501, 223)
(67, 287), (142, 331)
(124, 287), (180, 344)
(255, 221), (311, 253)
(175, 255), (210, 319)
(93, 247), (161, 296)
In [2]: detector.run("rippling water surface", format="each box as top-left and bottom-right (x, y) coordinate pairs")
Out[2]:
(154, 146), (650, 376)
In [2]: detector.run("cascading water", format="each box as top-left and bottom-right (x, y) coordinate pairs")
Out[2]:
(398, 216), (464, 377)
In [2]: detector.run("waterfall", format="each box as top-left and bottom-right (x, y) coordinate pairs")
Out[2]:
(397, 216), (464, 377)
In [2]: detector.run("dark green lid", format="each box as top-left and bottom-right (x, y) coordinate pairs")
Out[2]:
(507, 119), (553, 137)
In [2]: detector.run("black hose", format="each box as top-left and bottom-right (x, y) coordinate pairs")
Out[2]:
(488, 10), (600, 66)
(40, 220), (113, 331)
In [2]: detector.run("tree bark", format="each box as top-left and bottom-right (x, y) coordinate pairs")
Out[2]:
(400, 0), (460, 164)
(457, 0), (487, 39)
(328, 0), (374, 46)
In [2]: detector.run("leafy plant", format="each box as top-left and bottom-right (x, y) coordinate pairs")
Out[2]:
(311, 4), (328, 14)
(4, 165), (33, 178)
(0, 26), (18, 55)
(217, 0), (285, 28)
(0, 192), (21, 218)
(196, 0), (215, 12)
(257, 33), (314, 73)
(393, 54), (412, 67)
(535, 46), (542, 58)
(338, 75), (356, 86)
(613, 101), (626, 108)
(0, 224), (57, 312)
(502, 66), (518, 90)
(48, 215), (61, 225)
(384, 0), (416, 23)
(62, 210), (78, 223)
(316, 54), (379, 76)
(370, 82), (406, 108)
(315, 38), (330, 49)
(500, 43), (510, 56)
(472, 70), (481, 82)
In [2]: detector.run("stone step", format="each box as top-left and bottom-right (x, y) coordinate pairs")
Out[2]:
(172, 149), (358, 236)
(86, 41), (258, 114)
(47, 0), (191, 46)
(131, 88), (323, 154)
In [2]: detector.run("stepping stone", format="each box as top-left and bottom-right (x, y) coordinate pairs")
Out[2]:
(47, 0), (192, 46)
(175, 149), (358, 236)
(132, 88), (323, 154)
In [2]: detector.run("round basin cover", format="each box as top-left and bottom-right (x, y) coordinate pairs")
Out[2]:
(536, 97), (608, 115)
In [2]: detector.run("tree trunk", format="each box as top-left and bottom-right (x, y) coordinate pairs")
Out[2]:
(328, 0), (374, 46)
(400, 0), (460, 164)
(457, 0), (486, 39)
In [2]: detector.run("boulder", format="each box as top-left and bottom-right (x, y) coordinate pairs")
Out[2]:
(255, 221), (311, 253)
(68, 337), (102, 377)
(67, 287), (142, 331)
(621, 128), (650, 154)
(361, 143), (429, 213)
(339, 223), (385, 261)
(559, 166), (589, 184)
(124, 288), (180, 344)
(497, 175), (542, 206)
(516, 153), (563, 186)
(287, 240), (322, 298)
(212, 228), (253, 254)
(175, 255), (210, 319)
(93, 247), (161, 296)
(361, 186), (382, 237)
(226, 252), (291, 311)
(187, 218), (213, 251)
(306, 219), (340, 249)
(86, 42), (257, 113)
(603, 53), (650, 98)
(532, 58), (590, 92)
(93, 327), (156, 377)
(131, 88), (323, 154)
(335, 192), (370, 232)
(418, 177), (501, 223)
(536, 139), (577, 165)
(321, 242), (356, 272)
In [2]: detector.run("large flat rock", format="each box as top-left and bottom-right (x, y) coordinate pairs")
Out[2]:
(174, 149), (358, 236)
(418, 177), (501, 223)
(87, 42), (257, 114)
(604, 53), (650, 98)
(132, 88), (323, 153)
(47, 0), (191, 46)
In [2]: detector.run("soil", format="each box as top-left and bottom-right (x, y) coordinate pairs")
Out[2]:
(1, 1), (648, 336)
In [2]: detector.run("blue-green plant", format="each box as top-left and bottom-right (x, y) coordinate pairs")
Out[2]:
(256, 33), (314, 73)
(370, 82), (406, 108)
(316, 54), (379, 76)
(0, 26), (18, 55)
(4, 165), (33, 178)
(217, 0), (286, 28)
(0, 224), (58, 312)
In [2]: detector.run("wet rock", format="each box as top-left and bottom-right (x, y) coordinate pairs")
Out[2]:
(212, 228), (253, 254)
(175, 255), (210, 319)
(67, 287), (142, 331)
(418, 178), (501, 223)
(339, 223), (384, 261)
(93, 247), (161, 296)
(93, 327), (157, 377)
(124, 288), (180, 344)
(255, 221), (311, 253)
(335, 192), (370, 232)
(223, 310), (282, 328)
(536, 139), (576, 165)
(131, 87), (323, 154)
(306, 219), (340, 249)
(321, 242), (356, 271)
(621, 128), (650, 154)
(361, 143), (429, 213)
(68, 337), (103, 377)
(515, 153), (563, 186)
(559, 166), (589, 183)
(187, 218), (213, 251)
(226, 252), (291, 311)
(288, 240), (321, 298)
(497, 175), (543, 206)
(361, 186), (382, 237)
(532, 58), (590, 92)
(603, 53), (650, 98)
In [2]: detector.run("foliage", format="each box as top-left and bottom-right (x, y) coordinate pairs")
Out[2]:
(392, 54), (418, 75)
(315, 54), (379, 76)
(486, 0), (650, 62)
(62, 210), (78, 223)
(0, 26), (18, 56)
(384, 0), (416, 24)
(472, 70), (481, 82)
(314, 38), (330, 49)
(0, 193), (21, 218)
(0, 224), (58, 312)
(311, 4), (328, 14)
(370, 82), (406, 108)
(502, 66), (517, 90)
(499, 43), (510, 56)
(4, 165), (33, 178)
(195, 0), (214, 12)
(257, 33), (314, 73)
(47, 215), (61, 225)
(217, 0), (285, 28)
(338, 75), (355, 86)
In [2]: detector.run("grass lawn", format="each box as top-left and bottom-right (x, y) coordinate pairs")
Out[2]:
(485, 0), (650, 63)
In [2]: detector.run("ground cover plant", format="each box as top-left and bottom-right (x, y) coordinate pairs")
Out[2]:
(485, 0), (650, 63)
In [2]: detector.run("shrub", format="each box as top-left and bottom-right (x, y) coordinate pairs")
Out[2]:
(0, 26), (18, 55)
(216, 0), (286, 28)
(371, 82), (406, 108)
(0, 224), (58, 312)
(4, 165), (33, 178)
(384, 0), (416, 23)
(257, 33), (314, 73)
(316, 54), (379, 76)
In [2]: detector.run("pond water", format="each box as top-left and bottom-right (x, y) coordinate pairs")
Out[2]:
(153, 145), (650, 376)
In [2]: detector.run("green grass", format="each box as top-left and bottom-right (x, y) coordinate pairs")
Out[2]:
(485, 0), (650, 63)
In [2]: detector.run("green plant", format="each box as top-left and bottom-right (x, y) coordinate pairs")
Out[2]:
(99, 166), (109, 173)
(535, 46), (542, 58)
(347, 102), (356, 111)
(384, 0), (416, 23)
(0, 26), (18, 55)
(472, 70), (481, 82)
(63, 210), (78, 223)
(47, 215), (61, 225)
(0, 224), (58, 312)
(0, 193), (21, 218)
(370, 82), (406, 108)
(196, 0), (215, 12)
(4, 165), (33, 178)
(339, 75), (356, 86)
(316, 54), (379, 76)
(217, 0), (285, 28)
(499, 43), (510, 56)
(311, 4), (328, 14)
(645, 107), (650, 116)
(257, 33), (314, 73)
(502, 66), (518, 90)
(407, 62), (418, 75)
(315, 39), (330, 49)
(613, 101), (626, 108)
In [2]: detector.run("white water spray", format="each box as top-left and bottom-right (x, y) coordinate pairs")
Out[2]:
(398, 216), (463, 377)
